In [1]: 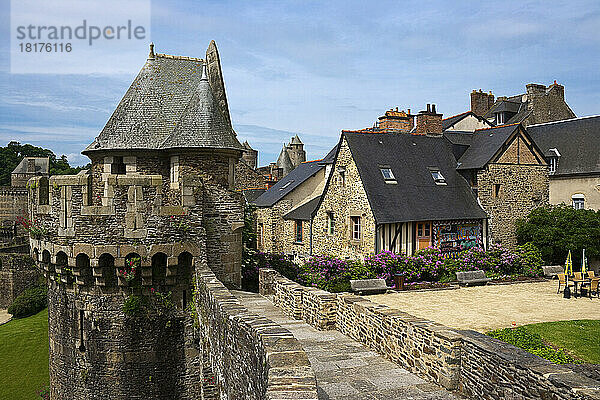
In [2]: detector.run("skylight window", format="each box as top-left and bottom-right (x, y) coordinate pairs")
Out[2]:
(380, 167), (395, 181)
(429, 168), (446, 185)
(279, 180), (294, 190)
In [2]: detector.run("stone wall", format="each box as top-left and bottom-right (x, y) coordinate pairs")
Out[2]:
(195, 266), (318, 400)
(257, 201), (292, 253)
(0, 186), (28, 241)
(478, 163), (548, 248)
(312, 137), (376, 259)
(260, 269), (600, 399)
(0, 253), (40, 308)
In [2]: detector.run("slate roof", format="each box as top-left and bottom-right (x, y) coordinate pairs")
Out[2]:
(276, 146), (295, 175)
(12, 157), (49, 174)
(528, 115), (600, 175)
(84, 53), (242, 154)
(344, 133), (486, 224)
(456, 124), (520, 170)
(283, 196), (322, 221)
(253, 160), (325, 207)
(443, 131), (474, 146)
(242, 188), (266, 204)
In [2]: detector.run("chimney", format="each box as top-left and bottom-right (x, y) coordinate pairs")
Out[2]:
(471, 89), (494, 116)
(27, 158), (36, 173)
(415, 104), (443, 135)
(377, 107), (414, 132)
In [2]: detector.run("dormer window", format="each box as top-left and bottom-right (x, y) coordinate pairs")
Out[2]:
(429, 168), (446, 185)
(548, 148), (560, 175)
(380, 167), (396, 183)
(496, 112), (505, 125)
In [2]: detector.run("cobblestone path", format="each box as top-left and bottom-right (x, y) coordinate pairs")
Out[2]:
(233, 291), (458, 400)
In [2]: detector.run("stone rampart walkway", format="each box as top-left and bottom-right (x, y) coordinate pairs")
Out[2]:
(233, 291), (458, 400)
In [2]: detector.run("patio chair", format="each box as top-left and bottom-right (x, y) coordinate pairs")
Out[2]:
(588, 271), (596, 279)
(573, 272), (583, 281)
(557, 273), (574, 294)
(583, 278), (599, 299)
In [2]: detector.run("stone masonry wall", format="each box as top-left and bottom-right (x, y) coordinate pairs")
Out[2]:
(478, 163), (548, 248)
(0, 253), (40, 308)
(257, 200), (292, 254)
(260, 269), (600, 399)
(312, 137), (376, 259)
(195, 266), (318, 400)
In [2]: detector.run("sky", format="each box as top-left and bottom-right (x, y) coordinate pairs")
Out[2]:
(1, 0), (599, 166)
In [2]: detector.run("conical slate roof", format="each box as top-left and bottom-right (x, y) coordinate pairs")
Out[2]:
(84, 45), (242, 154)
(276, 146), (294, 176)
(162, 70), (242, 150)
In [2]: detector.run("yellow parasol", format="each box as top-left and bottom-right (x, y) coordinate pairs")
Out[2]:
(564, 250), (573, 276)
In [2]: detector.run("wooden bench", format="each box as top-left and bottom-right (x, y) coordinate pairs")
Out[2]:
(350, 279), (392, 295)
(542, 265), (563, 279)
(456, 270), (491, 286)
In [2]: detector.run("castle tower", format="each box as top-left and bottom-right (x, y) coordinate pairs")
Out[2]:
(27, 43), (244, 399)
(241, 140), (258, 169)
(286, 134), (306, 168)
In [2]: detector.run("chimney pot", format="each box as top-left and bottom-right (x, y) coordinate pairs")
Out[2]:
(427, 104), (431, 112)
(431, 104), (436, 114)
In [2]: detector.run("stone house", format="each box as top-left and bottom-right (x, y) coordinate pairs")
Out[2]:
(312, 130), (488, 259)
(27, 41), (245, 399)
(11, 156), (49, 187)
(456, 124), (549, 248)
(470, 81), (576, 126)
(254, 147), (336, 257)
(528, 115), (600, 211)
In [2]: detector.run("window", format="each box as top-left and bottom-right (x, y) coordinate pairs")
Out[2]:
(111, 156), (126, 174)
(549, 157), (557, 174)
(429, 168), (446, 185)
(338, 168), (346, 186)
(572, 194), (585, 210)
(327, 212), (335, 235)
(417, 222), (431, 238)
(170, 156), (179, 184)
(295, 220), (303, 243)
(380, 167), (395, 181)
(258, 223), (264, 247)
(496, 112), (505, 125)
(351, 216), (361, 240)
(39, 177), (49, 205)
(493, 184), (502, 198)
(279, 180), (294, 190)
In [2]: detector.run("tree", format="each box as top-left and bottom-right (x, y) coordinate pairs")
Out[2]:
(516, 205), (600, 266)
(0, 142), (88, 186)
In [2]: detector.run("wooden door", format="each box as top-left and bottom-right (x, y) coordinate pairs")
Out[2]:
(417, 222), (431, 250)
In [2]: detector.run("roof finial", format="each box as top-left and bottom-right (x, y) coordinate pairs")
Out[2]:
(201, 61), (208, 80)
(148, 42), (155, 59)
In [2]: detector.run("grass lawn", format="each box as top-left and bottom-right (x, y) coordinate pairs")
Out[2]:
(0, 308), (49, 400)
(524, 319), (600, 364)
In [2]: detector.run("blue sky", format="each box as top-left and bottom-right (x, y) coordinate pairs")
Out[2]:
(1, 0), (599, 166)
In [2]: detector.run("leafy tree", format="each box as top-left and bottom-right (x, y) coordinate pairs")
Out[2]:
(0, 141), (88, 186)
(516, 205), (600, 266)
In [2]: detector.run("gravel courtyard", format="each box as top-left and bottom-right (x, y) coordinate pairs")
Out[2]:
(370, 280), (600, 332)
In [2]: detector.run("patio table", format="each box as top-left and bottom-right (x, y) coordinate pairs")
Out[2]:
(571, 278), (588, 298)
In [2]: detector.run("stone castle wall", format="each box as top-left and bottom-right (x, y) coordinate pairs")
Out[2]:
(195, 266), (318, 399)
(312, 137), (376, 259)
(0, 186), (28, 243)
(260, 269), (600, 399)
(0, 253), (40, 308)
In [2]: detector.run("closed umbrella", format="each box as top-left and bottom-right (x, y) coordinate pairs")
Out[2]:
(581, 249), (587, 277)
(565, 250), (573, 277)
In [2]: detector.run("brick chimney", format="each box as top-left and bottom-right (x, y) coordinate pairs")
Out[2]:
(415, 104), (443, 135)
(377, 107), (414, 131)
(470, 89), (495, 116)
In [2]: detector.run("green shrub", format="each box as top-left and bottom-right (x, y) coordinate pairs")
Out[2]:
(8, 285), (48, 318)
(122, 295), (148, 317)
(515, 242), (544, 277)
(487, 326), (580, 364)
(299, 255), (375, 292)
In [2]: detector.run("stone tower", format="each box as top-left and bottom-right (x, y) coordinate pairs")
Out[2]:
(27, 42), (244, 399)
(241, 140), (258, 169)
(287, 134), (306, 167)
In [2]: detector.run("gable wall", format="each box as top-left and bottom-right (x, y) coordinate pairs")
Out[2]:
(312, 137), (376, 259)
(495, 134), (541, 164)
(446, 115), (490, 132)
